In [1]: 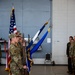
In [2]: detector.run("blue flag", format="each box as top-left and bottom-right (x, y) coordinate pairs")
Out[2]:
(26, 21), (48, 50)
(27, 28), (50, 72)
(30, 30), (49, 55)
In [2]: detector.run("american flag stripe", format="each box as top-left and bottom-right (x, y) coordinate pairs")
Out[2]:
(13, 26), (17, 33)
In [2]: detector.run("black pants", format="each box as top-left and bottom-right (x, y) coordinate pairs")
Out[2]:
(21, 69), (29, 75)
(68, 57), (72, 72)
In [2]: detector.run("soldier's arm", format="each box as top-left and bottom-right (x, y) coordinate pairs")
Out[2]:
(73, 45), (75, 58)
(10, 45), (23, 69)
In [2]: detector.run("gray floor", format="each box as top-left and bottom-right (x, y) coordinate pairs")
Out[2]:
(0, 65), (72, 75)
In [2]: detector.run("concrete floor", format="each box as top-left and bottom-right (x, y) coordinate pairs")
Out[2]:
(0, 65), (72, 75)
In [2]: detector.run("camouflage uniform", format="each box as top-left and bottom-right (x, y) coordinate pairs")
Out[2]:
(69, 42), (75, 74)
(72, 42), (75, 66)
(9, 43), (23, 75)
(67, 42), (73, 73)
(17, 42), (26, 65)
(18, 41), (29, 75)
(17, 32), (26, 65)
(9, 32), (28, 75)
(16, 31), (29, 75)
(72, 42), (75, 74)
(69, 42), (74, 58)
(17, 31), (28, 75)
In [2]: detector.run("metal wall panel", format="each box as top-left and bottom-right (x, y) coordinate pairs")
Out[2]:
(0, 0), (52, 58)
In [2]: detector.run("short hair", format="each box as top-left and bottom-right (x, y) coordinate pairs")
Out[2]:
(69, 36), (73, 40)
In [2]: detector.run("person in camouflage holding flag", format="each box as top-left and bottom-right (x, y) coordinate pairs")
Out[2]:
(17, 31), (29, 75)
(9, 33), (28, 75)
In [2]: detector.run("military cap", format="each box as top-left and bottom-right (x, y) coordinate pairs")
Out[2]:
(9, 33), (19, 39)
(20, 33), (23, 37)
(16, 30), (21, 36)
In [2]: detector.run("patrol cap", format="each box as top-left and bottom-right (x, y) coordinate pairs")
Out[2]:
(16, 30), (24, 37)
(9, 33), (19, 39)
(20, 33), (23, 37)
(16, 30), (21, 36)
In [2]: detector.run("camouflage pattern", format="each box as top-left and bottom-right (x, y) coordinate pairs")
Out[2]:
(17, 42), (29, 75)
(9, 33), (20, 39)
(17, 32), (29, 75)
(69, 42), (75, 75)
(72, 42), (75, 66)
(69, 42), (74, 58)
(17, 42), (25, 64)
(9, 43), (23, 75)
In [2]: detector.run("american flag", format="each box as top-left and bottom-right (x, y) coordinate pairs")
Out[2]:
(9, 7), (17, 34)
(5, 7), (17, 71)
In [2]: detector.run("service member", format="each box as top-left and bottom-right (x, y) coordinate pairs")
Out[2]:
(9, 33), (27, 75)
(17, 32), (29, 75)
(66, 36), (73, 74)
(70, 38), (75, 75)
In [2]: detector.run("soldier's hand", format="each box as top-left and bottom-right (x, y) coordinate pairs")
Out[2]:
(23, 65), (28, 69)
(22, 40), (26, 46)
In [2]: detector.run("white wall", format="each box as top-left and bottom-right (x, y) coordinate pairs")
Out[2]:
(52, 0), (75, 64)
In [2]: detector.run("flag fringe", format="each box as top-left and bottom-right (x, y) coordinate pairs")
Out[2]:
(5, 67), (10, 71)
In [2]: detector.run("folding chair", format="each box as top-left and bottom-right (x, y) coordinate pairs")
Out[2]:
(44, 53), (51, 64)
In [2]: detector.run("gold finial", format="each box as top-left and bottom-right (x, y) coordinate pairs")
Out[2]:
(44, 21), (48, 25)
(48, 28), (50, 32)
